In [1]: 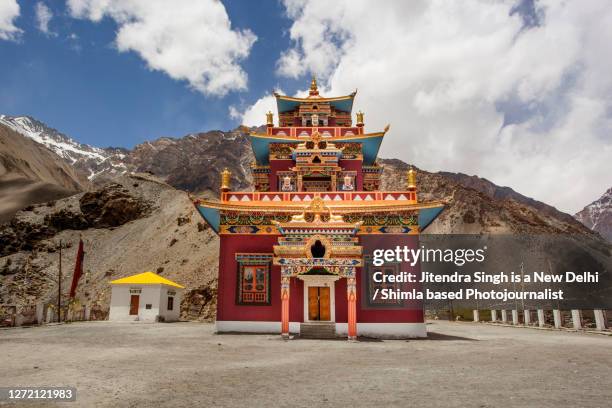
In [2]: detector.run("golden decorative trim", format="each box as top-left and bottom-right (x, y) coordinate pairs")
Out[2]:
(249, 130), (385, 141)
(273, 92), (357, 103)
(196, 199), (444, 214)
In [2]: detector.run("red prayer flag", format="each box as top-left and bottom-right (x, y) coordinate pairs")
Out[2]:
(69, 238), (84, 298)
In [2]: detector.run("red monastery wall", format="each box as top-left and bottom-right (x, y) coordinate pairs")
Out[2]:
(217, 233), (423, 325)
(217, 234), (305, 322)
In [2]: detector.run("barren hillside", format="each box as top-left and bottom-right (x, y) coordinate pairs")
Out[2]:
(0, 124), (88, 223)
(0, 174), (218, 320)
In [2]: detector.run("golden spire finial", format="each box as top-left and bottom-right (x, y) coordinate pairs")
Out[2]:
(309, 75), (319, 96)
(220, 167), (232, 192)
(266, 111), (273, 126)
(407, 166), (417, 191)
(356, 111), (364, 126)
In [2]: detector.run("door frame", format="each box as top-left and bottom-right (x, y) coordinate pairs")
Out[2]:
(299, 275), (340, 323)
(129, 294), (140, 316)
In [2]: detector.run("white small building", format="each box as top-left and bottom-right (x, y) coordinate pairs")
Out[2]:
(109, 272), (184, 322)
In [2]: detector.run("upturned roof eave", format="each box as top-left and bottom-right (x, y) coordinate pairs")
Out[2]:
(195, 199), (445, 213)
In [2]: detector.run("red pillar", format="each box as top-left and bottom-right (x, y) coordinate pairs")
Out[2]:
(347, 276), (357, 340)
(281, 276), (290, 338)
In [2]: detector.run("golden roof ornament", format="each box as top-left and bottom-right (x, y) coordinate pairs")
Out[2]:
(266, 111), (274, 126)
(310, 130), (321, 144)
(356, 111), (364, 127)
(220, 168), (232, 192)
(407, 166), (417, 190)
(309, 75), (319, 96)
(289, 212), (306, 222)
(307, 197), (327, 213)
(271, 197), (364, 233)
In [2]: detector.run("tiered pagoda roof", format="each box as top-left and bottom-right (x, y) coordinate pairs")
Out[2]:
(195, 77), (444, 235)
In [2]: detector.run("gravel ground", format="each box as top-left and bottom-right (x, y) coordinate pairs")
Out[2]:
(0, 321), (611, 407)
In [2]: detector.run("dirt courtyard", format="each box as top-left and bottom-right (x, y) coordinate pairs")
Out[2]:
(1, 321), (610, 407)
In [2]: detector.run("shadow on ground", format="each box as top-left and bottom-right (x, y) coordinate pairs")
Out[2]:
(421, 332), (478, 341)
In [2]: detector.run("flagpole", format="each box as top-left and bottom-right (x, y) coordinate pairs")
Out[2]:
(58, 240), (62, 323)
(69, 235), (84, 299)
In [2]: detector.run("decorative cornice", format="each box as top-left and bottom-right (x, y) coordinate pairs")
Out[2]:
(248, 131), (386, 141)
(273, 92), (357, 103)
(196, 198), (445, 214)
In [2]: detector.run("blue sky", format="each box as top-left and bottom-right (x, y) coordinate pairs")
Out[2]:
(0, 0), (610, 213)
(0, 1), (303, 148)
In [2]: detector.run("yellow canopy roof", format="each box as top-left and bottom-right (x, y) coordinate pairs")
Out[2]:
(110, 272), (184, 288)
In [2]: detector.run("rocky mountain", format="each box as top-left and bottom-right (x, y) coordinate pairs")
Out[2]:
(381, 159), (597, 236)
(118, 129), (254, 194)
(0, 174), (218, 320)
(575, 188), (612, 242)
(436, 171), (581, 227)
(0, 124), (88, 223)
(0, 115), (128, 182)
(2, 115), (606, 321)
(2, 113), (597, 237)
(0, 115), (255, 194)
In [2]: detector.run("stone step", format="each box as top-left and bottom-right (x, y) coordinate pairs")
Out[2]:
(300, 322), (336, 339)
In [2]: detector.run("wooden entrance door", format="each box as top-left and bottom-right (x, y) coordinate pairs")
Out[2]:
(129, 295), (139, 315)
(308, 287), (331, 321)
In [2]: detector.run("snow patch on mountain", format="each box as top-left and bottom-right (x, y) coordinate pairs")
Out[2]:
(0, 115), (127, 180)
(575, 187), (612, 242)
(0, 115), (106, 163)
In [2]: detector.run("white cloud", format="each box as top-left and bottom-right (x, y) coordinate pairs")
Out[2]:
(0, 0), (21, 40)
(242, 0), (612, 213)
(228, 105), (242, 121)
(35, 2), (54, 36)
(230, 93), (279, 127)
(67, 0), (257, 96)
(232, 87), (313, 126)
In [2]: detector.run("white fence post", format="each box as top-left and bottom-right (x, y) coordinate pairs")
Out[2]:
(524, 310), (531, 325)
(571, 310), (582, 330)
(36, 303), (44, 325)
(553, 309), (562, 328)
(594, 309), (606, 331)
(537, 309), (545, 327)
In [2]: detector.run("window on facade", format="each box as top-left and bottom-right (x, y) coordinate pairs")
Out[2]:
(167, 297), (174, 311)
(237, 264), (271, 304)
(236, 255), (272, 305)
(239, 265), (268, 303)
(145, 304), (152, 310)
